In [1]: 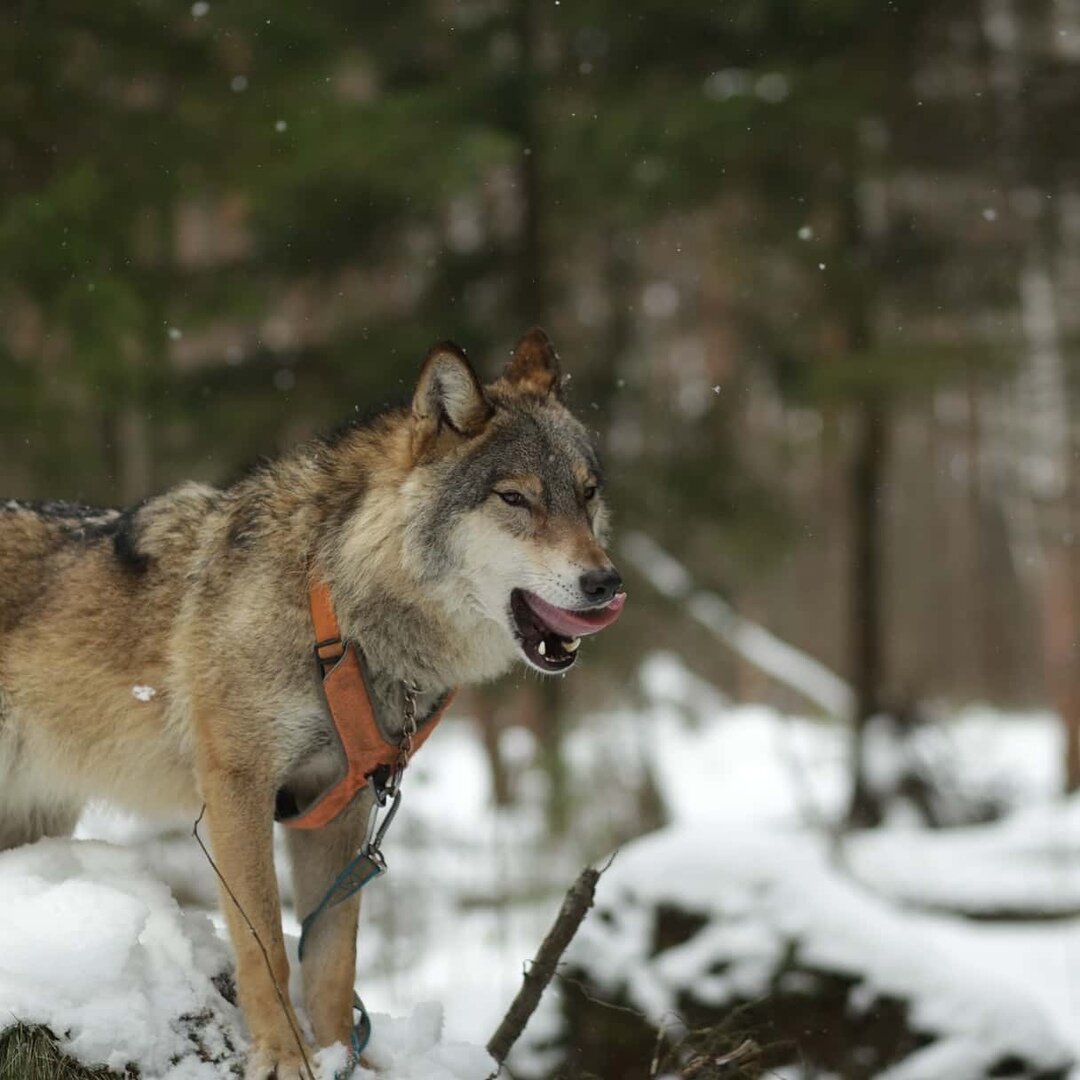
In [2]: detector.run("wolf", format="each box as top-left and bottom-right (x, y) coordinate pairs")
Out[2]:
(0, 328), (625, 1079)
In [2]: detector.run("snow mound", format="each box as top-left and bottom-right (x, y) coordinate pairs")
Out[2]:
(339, 1005), (496, 1080)
(571, 826), (1075, 1079)
(0, 839), (494, 1079)
(0, 838), (242, 1078)
(846, 797), (1080, 916)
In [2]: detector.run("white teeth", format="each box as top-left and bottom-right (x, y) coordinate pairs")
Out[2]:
(563, 637), (580, 652)
(538, 640), (547, 657)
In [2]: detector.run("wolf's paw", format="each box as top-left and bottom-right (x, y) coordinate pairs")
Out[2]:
(244, 1041), (320, 1080)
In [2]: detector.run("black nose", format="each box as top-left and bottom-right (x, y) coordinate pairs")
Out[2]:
(580, 567), (623, 605)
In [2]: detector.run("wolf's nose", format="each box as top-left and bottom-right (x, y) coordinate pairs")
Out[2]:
(580, 567), (623, 605)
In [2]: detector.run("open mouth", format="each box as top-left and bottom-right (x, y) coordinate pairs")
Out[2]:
(509, 588), (626, 673)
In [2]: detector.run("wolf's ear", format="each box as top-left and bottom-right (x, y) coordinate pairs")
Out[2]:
(503, 326), (560, 398)
(412, 341), (492, 450)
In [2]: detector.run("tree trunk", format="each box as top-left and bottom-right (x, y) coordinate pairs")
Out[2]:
(515, 0), (544, 325)
(473, 691), (514, 808)
(840, 151), (890, 828)
(1044, 541), (1080, 791)
(847, 394), (889, 828)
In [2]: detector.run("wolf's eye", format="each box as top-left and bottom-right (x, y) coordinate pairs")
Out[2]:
(497, 490), (528, 508)
(583, 484), (598, 502)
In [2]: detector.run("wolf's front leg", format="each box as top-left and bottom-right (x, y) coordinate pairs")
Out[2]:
(286, 795), (370, 1050)
(198, 752), (315, 1080)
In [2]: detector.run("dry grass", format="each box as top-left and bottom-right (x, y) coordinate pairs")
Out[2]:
(0, 1024), (128, 1080)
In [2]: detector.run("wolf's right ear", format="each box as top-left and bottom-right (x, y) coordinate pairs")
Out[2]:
(502, 326), (560, 398)
(411, 341), (492, 453)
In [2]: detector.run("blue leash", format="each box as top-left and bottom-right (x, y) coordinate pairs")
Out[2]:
(298, 778), (402, 1075)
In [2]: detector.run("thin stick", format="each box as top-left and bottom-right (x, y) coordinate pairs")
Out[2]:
(486, 860), (609, 1072)
(192, 806), (316, 1080)
(650, 1019), (667, 1078)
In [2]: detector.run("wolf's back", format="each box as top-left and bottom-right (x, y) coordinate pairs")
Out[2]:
(0, 501), (120, 636)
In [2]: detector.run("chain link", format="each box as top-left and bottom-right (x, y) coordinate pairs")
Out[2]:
(397, 679), (420, 774)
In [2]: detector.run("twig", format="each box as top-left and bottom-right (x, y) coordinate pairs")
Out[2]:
(650, 1019), (668, 1078)
(192, 806), (316, 1080)
(486, 861), (609, 1074)
(554, 970), (652, 1020)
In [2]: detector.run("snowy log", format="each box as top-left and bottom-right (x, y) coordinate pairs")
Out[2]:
(621, 532), (854, 717)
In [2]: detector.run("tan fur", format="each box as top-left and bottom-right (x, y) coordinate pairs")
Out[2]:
(0, 332), (619, 1079)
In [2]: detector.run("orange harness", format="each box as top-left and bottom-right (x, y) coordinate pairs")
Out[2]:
(280, 580), (455, 830)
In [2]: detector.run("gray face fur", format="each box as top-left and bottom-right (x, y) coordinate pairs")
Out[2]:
(407, 378), (615, 680)
(411, 393), (604, 579)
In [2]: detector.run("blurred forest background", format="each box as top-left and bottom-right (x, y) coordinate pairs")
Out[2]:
(9, 3), (1080, 1078)
(3, 0), (1080, 827)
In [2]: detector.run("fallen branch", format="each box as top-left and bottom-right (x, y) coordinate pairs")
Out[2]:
(486, 860), (610, 1074)
(621, 531), (853, 718)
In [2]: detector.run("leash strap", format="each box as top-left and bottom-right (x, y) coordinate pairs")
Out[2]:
(349, 992), (373, 1062)
(297, 781), (398, 1078)
(297, 849), (386, 963)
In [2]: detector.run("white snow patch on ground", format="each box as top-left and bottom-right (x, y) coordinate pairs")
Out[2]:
(0, 839), (495, 1078)
(574, 825), (1075, 1079)
(846, 796), (1080, 914)
(0, 839), (243, 1078)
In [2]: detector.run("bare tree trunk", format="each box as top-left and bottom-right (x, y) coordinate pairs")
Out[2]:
(516, 0), (544, 324)
(472, 691), (513, 808)
(1044, 541), (1080, 790)
(848, 395), (888, 828)
(840, 151), (891, 828)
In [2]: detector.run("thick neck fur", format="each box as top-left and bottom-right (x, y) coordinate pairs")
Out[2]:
(237, 414), (518, 712)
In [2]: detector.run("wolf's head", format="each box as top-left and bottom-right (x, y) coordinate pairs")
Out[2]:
(400, 328), (625, 675)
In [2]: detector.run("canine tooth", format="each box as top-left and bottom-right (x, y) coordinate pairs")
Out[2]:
(538, 640), (547, 657)
(563, 637), (580, 652)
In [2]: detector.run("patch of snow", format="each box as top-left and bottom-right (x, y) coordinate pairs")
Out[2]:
(847, 795), (1080, 914)
(350, 1005), (495, 1079)
(0, 839), (242, 1078)
(0, 840), (496, 1079)
(573, 825), (1075, 1079)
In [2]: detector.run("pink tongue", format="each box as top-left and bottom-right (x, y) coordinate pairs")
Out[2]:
(523, 591), (626, 638)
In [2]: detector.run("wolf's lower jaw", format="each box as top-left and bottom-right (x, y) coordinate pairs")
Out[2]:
(517, 639), (579, 675)
(507, 589), (581, 674)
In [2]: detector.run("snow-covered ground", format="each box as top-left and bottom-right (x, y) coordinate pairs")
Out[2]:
(572, 826), (1076, 1079)
(2, 650), (1079, 1077)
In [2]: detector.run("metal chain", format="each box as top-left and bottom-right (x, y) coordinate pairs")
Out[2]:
(397, 679), (420, 774)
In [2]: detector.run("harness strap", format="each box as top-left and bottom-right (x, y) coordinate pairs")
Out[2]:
(280, 580), (454, 830)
